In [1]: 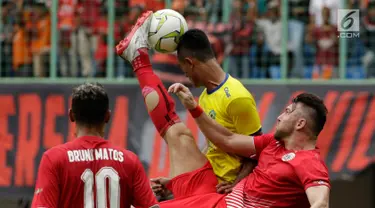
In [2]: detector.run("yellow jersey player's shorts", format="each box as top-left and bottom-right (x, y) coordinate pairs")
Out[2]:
(199, 74), (261, 183)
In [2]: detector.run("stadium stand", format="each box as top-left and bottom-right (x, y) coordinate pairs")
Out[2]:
(0, 0), (374, 79)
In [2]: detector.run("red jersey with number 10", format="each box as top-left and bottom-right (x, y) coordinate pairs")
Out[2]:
(31, 136), (157, 208)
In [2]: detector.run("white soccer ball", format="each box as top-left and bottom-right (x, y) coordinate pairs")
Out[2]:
(148, 9), (188, 53)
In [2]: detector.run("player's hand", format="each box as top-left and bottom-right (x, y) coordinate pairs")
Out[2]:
(168, 83), (197, 110)
(216, 181), (234, 194)
(151, 177), (172, 197)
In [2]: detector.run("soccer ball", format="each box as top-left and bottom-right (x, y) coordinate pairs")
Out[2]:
(148, 9), (188, 53)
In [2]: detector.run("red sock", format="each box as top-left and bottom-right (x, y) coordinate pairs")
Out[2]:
(132, 48), (181, 136)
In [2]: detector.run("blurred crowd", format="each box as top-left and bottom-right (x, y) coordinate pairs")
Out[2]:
(1, 0), (375, 79)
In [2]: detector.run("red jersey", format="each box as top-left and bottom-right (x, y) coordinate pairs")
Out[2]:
(31, 136), (157, 208)
(223, 134), (331, 208)
(159, 134), (330, 208)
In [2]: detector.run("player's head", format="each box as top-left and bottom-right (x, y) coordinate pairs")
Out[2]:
(274, 93), (327, 141)
(69, 82), (111, 128)
(177, 29), (216, 87)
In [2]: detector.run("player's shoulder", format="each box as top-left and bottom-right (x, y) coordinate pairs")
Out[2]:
(255, 133), (275, 141)
(43, 142), (72, 156)
(224, 75), (254, 100)
(288, 149), (328, 170)
(117, 148), (143, 172)
(198, 88), (207, 102)
(105, 142), (133, 154)
(41, 141), (75, 165)
(298, 149), (325, 162)
(105, 143), (140, 163)
(200, 88), (208, 96)
(254, 134), (277, 149)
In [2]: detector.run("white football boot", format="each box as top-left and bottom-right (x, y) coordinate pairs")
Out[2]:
(116, 11), (153, 63)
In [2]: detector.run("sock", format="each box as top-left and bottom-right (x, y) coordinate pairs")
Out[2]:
(132, 48), (181, 136)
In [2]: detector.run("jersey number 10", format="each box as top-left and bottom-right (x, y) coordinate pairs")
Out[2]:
(81, 167), (120, 208)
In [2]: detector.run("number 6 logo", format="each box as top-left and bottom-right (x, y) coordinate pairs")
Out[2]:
(341, 11), (356, 30)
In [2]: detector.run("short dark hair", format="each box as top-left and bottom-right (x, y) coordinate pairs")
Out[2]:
(177, 29), (215, 62)
(293, 93), (328, 137)
(72, 82), (109, 126)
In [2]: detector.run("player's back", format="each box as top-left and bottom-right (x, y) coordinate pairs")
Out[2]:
(32, 136), (157, 208)
(199, 74), (261, 183)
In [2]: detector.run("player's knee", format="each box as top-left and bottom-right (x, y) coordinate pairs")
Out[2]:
(143, 88), (159, 112)
(166, 123), (195, 142)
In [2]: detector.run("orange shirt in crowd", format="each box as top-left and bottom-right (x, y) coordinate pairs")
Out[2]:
(13, 28), (32, 69)
(31, 16), (51, 54)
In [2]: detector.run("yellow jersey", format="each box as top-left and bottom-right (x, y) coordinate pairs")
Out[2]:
(199, 74), (261, 183)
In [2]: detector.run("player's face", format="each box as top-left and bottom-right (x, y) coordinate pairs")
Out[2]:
(274, 104), (298, 140)
(179, 58), (202, 87)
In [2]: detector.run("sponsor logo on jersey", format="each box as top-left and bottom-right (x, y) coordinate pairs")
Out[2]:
(281, 152), (296, 161)
(209, 110), (216, 119)
(224, 87), (231, 98)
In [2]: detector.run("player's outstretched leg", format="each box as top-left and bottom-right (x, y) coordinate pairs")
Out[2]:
(116, 11), (207, 178)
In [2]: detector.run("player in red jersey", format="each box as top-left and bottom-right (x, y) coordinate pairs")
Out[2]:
(116, 11), (330, 208)
(31, 83), (158, 208)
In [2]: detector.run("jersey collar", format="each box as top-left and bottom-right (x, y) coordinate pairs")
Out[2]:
(207, 73), (229, 95)
(77, 135), (105, 141)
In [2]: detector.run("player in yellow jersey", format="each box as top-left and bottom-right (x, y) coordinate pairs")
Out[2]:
(199, 73), (262, 187)
(151, 29), (262, 199)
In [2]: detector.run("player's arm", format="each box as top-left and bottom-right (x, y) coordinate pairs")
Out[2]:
(169, 84), (256, 157)
(295, 158), (331, 208)
(306, 186), (330, 208)
(31, 153), (59, 208)
(131, 155), (158, 208)
(195, 109), (255, 157)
